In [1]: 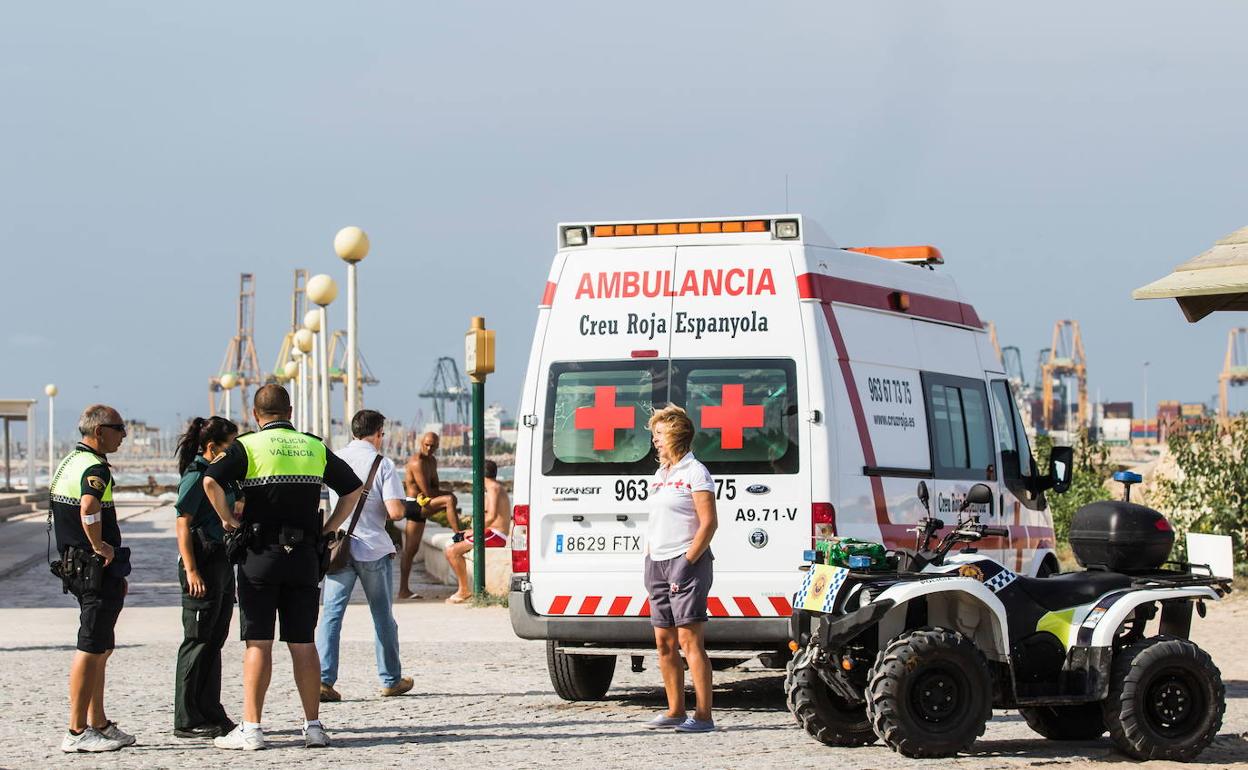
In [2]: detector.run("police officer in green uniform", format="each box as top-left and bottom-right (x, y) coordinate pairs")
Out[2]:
(203, 384), (362, 751)
(172, 416), (241, 739)
(50, 404), (137, 753)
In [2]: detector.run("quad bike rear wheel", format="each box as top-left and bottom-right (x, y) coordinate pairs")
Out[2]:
(866, 627), (993, 757)
(785, 655), (877, 746)
(1019, 703), (1106, 740)
(1103, 636), (1224, 761)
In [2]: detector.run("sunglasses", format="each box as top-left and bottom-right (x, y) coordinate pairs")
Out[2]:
(99, 423), (127, 433)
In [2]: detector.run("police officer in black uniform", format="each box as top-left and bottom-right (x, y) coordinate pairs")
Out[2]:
(50, 404), (136, 753)
(202, 384), (361, 750)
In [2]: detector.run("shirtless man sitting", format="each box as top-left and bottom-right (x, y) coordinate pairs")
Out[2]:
(398, 432), (460, 600)
(444, 460), (510, 604)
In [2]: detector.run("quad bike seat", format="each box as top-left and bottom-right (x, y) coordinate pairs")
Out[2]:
(1013, 570), (1133, 612)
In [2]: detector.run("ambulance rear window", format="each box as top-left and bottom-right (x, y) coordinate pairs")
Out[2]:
(543, 361), (663, 476)
(674, 359), (799, 475)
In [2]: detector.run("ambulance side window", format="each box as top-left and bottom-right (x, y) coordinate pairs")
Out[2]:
(921, 373), (994, 481)
(990, 379), (1039, 489)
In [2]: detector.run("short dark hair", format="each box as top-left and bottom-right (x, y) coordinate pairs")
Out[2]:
(254, 384), (292, 418)
(484, 459), (498, 479)
(351, 409), (385, 439)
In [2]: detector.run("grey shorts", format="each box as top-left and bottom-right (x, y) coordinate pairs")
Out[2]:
(644, 550), (714, 628)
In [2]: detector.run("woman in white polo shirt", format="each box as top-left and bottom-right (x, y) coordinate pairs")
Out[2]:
(642, 405), (719, 733)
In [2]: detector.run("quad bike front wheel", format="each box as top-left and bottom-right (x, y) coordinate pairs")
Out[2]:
(1019, 703), (1106, 740)
(866, 627), (993, 757)
(1103, 635), (1224, 761)
(785, 655), (877, 746)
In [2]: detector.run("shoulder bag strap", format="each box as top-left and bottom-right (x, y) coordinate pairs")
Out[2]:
(344, 455), (384, 537)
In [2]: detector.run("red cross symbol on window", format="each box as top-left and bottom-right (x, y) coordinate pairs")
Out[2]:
(574, 386), (635, 451)
(700, 384), (765, 450)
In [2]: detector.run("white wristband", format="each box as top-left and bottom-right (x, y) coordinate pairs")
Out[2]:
(82, 513), (101, 525)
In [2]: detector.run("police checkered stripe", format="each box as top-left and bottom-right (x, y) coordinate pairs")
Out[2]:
(984, 568), (1018, 593)
(821, 568), (850, 613)
(793, 571), (816, 608)
(240, 475), (323, 487)
(51, 493), (115, 509)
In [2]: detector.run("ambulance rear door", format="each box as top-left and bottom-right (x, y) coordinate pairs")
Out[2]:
(668, 244), (807, 617)
(529, 245), (676, 617)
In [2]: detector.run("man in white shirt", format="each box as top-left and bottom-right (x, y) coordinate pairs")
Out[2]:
(315, 410), (413, 701)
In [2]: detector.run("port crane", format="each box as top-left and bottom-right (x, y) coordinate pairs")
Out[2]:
(419, 356), (471, 435)
(209, 274), (266, 430)
(1041, 320), (1088, 432)
(1218, 327), (1248, 421)
(270, 269), (308, 382)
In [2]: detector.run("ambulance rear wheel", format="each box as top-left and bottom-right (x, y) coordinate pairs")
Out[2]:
(546, 641), (615, 701)
(1103, 636), (1224, 761)
(785, 658), (876, 746)
(866, 628), (992, 758)
(1019, 703), (1106, 740)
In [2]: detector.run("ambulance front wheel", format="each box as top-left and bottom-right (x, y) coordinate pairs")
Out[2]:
(546, 641), (616, 701)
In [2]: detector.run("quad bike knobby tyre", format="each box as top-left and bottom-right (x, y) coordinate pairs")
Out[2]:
(865, 627), (993, 757)
(1102, 635), (1224, 761)
(785, 657), (877, 746)
(546, 641), (615, 701)
(1019, 703), (1106, 740)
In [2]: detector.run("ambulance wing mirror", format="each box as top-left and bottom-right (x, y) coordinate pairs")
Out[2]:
(916, 481), (930, 514)
(1043, 446), (1074, 494)
(960, 483), (994, 517)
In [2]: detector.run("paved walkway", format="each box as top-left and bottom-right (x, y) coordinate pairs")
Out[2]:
(0, 505), (1245, 768)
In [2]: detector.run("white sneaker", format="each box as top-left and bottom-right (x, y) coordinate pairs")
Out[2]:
(61, 727), (124, 753)
(97, 721), (136, 747)
(213, 725), (266, 750)
(304, 723), (330, 748)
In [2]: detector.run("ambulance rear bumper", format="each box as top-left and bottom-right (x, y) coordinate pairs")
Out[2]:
(509, 587), (790, 644)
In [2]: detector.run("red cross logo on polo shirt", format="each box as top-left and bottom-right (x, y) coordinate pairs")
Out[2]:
(700, 383), (765, 450)
(574, 386), (635, 451)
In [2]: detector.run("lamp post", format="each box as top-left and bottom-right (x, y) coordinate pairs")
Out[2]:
(295, 328), (314, 431)
(303, 311), (322, 437)
(283, 360), (300, 427)
(334, 226), (370, 422)
(220, 373), (238, 422)
(44, 384), (57, 485)
(465, 316), (496, 597)
(307, 274), (338, 447)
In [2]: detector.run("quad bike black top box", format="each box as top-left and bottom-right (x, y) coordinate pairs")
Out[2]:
(1068, 500), (1175, 573)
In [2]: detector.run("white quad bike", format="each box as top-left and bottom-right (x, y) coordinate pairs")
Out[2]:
(785, 478), (1231, 761)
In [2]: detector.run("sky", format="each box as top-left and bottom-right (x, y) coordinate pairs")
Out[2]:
(4, 1), (1248, 439)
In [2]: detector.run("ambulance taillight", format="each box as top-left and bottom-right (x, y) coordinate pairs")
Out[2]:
(812, 503), (836, 548)
(512, 505), (530, 574)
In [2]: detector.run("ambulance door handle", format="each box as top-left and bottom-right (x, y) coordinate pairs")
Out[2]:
(807, 409), (823, 425)
(616, 514), (629, 522)
(573, 515), (584, 522)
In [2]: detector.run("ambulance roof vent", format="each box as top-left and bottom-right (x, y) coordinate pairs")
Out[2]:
(844, 245), (944, 266)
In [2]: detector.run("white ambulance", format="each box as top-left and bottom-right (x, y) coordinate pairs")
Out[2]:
(509, 214), (1068, 700)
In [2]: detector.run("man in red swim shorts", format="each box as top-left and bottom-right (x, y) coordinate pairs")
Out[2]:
(443, 460), (510, 603)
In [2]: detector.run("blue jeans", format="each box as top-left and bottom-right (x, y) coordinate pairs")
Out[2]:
(317, 554), (401, 688)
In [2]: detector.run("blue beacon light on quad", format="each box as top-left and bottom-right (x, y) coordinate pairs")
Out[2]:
(784, 467), (1231, 761)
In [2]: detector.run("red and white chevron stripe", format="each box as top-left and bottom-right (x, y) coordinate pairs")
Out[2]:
(544, 594), (793, 617)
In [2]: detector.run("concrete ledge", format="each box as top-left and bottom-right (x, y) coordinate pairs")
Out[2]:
(421, 524), (512, 597)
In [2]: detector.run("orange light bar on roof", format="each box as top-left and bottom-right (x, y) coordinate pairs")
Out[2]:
(845, 245), (944, 265)
(590, 220), (772, 238)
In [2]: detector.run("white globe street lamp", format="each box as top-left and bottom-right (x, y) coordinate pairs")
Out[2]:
(301, 312), (321, 437)
(294, 329), (314, 432)
(307, 274), (338, 445)
(334, 226), (370, 423)
(219, 372), (239, 422)
(44, 384), (57, 485)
